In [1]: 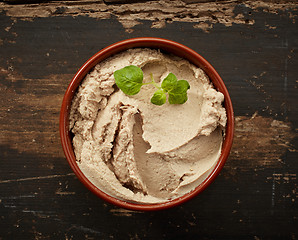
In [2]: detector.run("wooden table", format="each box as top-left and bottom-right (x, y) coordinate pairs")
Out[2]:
(0, 0), (297, 239)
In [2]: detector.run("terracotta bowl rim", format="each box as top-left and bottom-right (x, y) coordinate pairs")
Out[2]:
(59, 37), (234, 211)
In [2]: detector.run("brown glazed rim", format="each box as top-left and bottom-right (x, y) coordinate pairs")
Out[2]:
(59, 37), (234, 211)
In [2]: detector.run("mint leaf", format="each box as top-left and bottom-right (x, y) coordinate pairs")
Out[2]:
(168, 80), (190, 104)
(151, 89), (166, 106)
(161, 73), (177, 92)
(114, 65), (143, 95)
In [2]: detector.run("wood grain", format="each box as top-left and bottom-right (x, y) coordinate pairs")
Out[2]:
(0, 0), (297, 239)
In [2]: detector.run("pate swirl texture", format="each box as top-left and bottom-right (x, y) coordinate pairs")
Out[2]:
(69, 48), (227, 203)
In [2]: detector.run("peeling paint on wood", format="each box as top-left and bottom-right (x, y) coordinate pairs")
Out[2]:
(0, 0), (297, 32)
(232, 114), (296, 167)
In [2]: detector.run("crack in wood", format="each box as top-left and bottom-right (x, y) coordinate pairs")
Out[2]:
(109, 208), (139, 216)
(0, 173), (75, 184)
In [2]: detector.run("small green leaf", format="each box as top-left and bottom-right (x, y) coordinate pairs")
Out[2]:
(113, 66), (190, 105)
(114, 65), (143, 95)
(168, 92), (188, 104)
(173, 80), (190, 92)
(161, 73), (177, 92)
(168, 80), (190, 104)
(151, 89), (166, 106)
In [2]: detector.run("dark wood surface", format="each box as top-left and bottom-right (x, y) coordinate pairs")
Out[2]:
(0, 0), (297, 239)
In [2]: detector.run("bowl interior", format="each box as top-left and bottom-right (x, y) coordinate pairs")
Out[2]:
(59, 37), (234, 211)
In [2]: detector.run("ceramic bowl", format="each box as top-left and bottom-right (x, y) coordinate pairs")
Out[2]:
(59, 37), (234, 211)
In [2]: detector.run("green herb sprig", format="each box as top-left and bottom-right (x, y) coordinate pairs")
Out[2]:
(113, 65), (190, 106)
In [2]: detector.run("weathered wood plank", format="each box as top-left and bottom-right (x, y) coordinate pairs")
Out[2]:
(0, 1), (297, 239)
